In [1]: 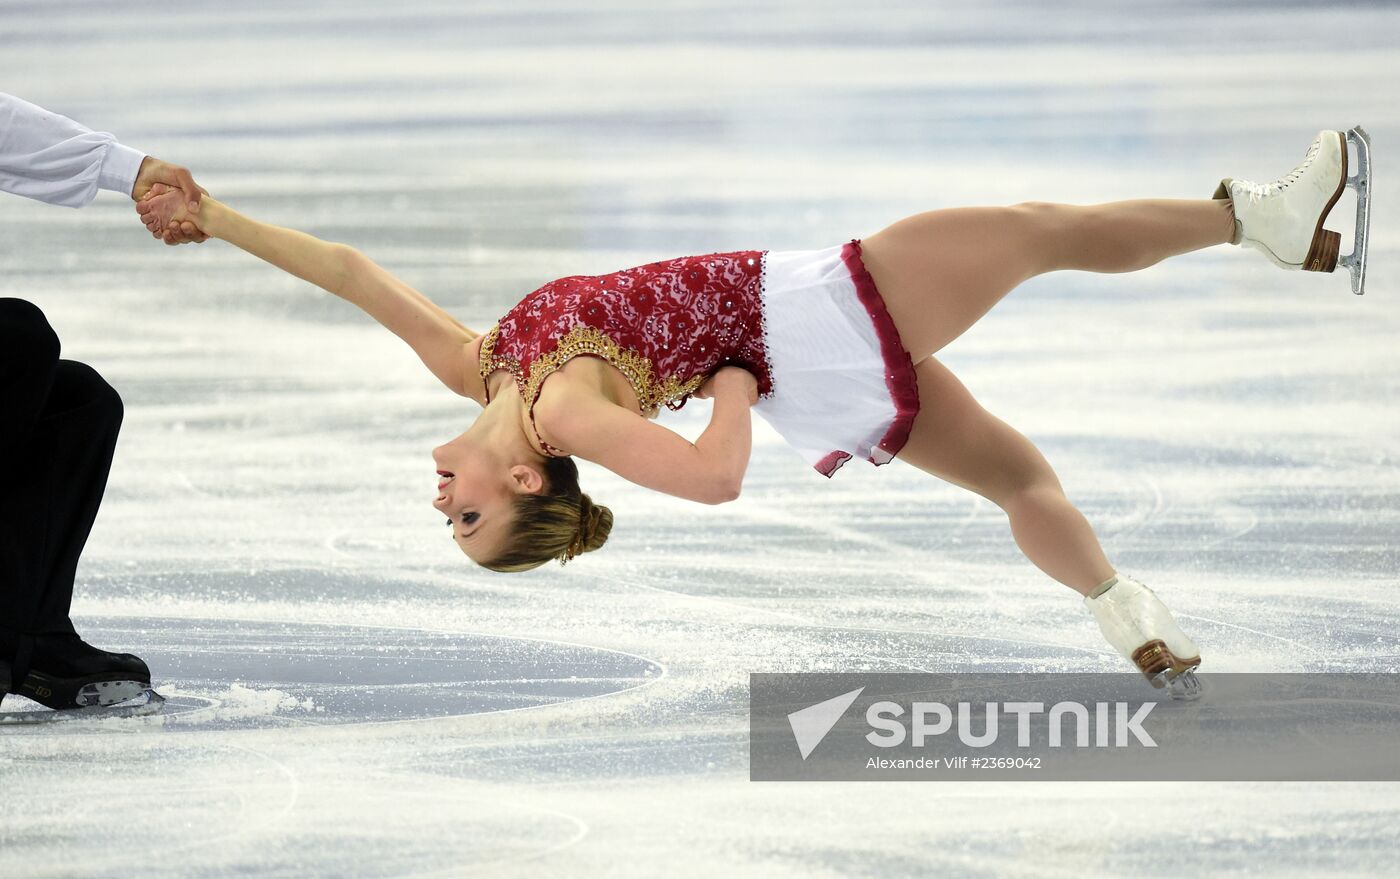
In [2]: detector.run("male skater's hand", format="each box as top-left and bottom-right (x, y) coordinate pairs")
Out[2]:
(131, 159), (208, 245)
(135, 181), (209, 245)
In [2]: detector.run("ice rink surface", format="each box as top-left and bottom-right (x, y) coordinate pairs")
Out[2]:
(2, 0), (1398, 875)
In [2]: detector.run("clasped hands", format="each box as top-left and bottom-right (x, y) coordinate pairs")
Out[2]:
(130, 157), (208, 245)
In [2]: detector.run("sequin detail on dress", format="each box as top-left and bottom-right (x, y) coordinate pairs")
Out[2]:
(480, 251), (772, 455)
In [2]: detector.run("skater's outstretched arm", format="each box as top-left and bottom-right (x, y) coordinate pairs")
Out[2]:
(543, 366), (757, 505)
(138, 186), (478, 396)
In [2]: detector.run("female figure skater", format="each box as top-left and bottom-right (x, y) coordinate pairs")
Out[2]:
(138, 128), (1371, 699)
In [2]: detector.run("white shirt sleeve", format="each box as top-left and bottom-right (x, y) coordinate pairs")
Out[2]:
(0, 92), (147, 208)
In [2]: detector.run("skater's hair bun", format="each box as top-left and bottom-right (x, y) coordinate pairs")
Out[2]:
(568, 495), (612, 560)
(480, 454), (613, 573)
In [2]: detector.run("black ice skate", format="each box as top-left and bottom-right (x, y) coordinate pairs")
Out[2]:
(1, 632), (164, 722)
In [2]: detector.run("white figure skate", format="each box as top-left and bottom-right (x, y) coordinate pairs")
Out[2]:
(1214, 126), (1372, 295)
(1084, 573), (1201, 700)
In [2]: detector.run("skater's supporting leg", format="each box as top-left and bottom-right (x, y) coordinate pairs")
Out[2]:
(0, 301), (130, 703)
(1, 299), (61, 665)
(859, 199), (1236, 361)
(0, 298), (60, 463)
(999, 483), (1113, 596)
(895, 355), (1114, 596)
(27, 361), (124, 634)
(2, 363), (122, 647)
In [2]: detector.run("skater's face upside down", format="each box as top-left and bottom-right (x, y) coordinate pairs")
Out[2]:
(431, 433), (544, 566)
(430, 426), (612, 573)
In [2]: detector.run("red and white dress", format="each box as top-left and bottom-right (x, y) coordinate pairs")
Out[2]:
(478, 241), (919, 477)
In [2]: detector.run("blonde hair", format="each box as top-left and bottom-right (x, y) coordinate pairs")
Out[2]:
(481, 455), (613, 573)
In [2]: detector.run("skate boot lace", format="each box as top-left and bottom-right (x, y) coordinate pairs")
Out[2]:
(1239, 138), (1321, 205)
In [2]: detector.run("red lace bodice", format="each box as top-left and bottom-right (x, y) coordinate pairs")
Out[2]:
(479, 250), (773, 456)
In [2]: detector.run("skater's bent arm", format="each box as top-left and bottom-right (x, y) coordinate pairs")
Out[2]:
(691, 369), (755, 495)
(545, 381), (753, 505)
(162, 196), (476, 395)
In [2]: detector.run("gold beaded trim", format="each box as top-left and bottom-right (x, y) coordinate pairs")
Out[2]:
(479, 324), (499, 369)
(480, 322), (705, 415)
(478, 324), (519, 401)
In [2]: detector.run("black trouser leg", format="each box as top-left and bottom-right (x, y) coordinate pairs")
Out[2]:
(1, 299), (123, 690)
(19, 360), (123, 634)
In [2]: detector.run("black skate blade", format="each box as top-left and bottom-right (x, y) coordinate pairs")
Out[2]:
(0, 688), (166, 725)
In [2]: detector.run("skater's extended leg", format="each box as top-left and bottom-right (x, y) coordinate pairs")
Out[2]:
(896, 355), (1114, 595)
(858, 199), (1236, 361)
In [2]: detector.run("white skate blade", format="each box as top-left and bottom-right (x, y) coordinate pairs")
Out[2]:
(1338, 125), (1372, 295)
(0, 688), (166, 725)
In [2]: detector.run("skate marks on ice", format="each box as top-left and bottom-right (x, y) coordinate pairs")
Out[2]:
(0, 740), (300, 877)
(610, 467), (1387, 679)
(611, 558), (1107, 678)
(0, 615), (663, 730)
(0, 742), (591, 879)
(611, 473), (1127, 676)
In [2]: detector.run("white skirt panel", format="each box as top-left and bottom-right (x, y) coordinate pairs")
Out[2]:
(752, 240), (920, 477)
